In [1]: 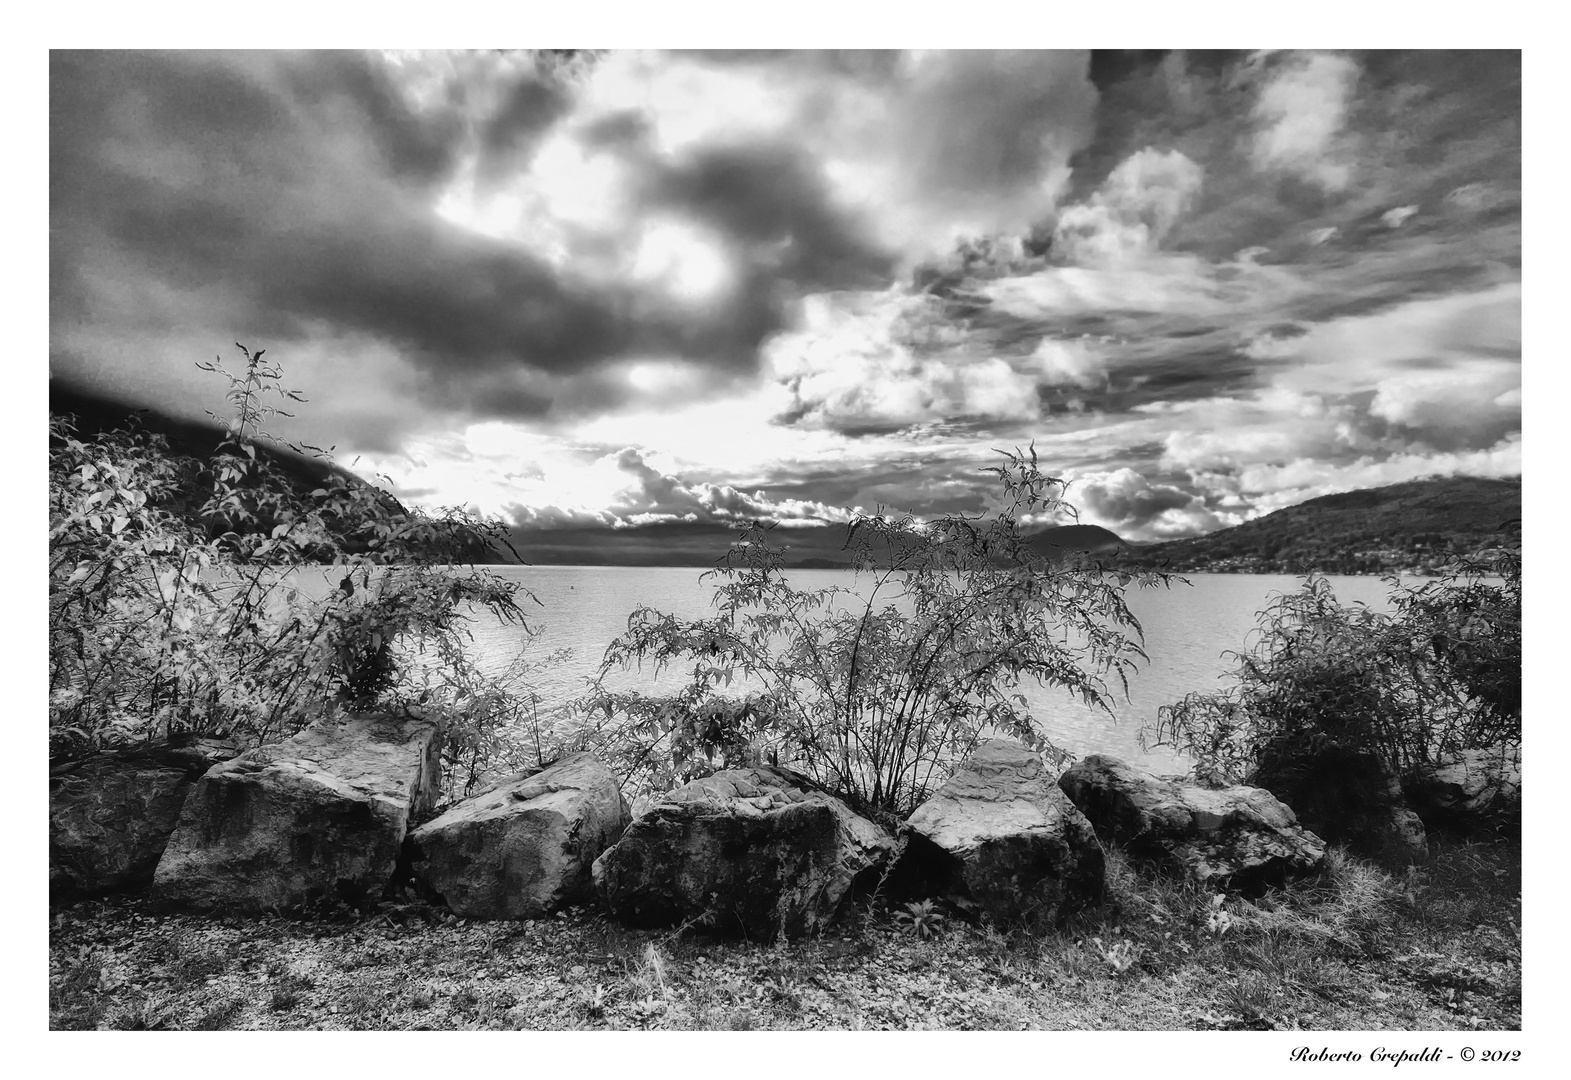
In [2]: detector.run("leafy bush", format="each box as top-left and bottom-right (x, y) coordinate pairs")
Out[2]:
(1144, 543), (1520, 784)
(579, 449), (1167, 816)
(48, 345), (540, 799)
(1389, 544), (1521, 747)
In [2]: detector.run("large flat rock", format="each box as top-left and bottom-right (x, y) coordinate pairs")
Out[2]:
(50, 738), (240, 898)
(1059, 754), (1327, 891)
(593, 767), (894, 940)
(153, 711), (442, 911)
(410, 753), (629, 919)
(894, 740), (1106, 926)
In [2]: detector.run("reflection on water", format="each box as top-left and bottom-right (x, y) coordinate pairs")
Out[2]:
(455, 566), (1398, 772)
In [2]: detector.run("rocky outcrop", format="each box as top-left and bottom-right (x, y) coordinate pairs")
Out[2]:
(1249, 742), (1427, 868)
(893, 740), (1105, 926)
(1058, 754), (1327, 891)
(593, 767), (894, 940)
(1406, 745), (1521, 836)
(153, 711), (443, 911)
(409, 753), (629, 919)
(50, 737), (241, 898)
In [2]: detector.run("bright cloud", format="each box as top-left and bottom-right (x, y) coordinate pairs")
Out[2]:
(764, 290), (1050, 431)
(1249, 51), (1360, 191)
(1054, 147), (1204, 264)
(1231, 434), (1524, 505)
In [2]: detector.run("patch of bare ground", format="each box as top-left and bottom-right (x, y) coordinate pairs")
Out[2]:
(49, 835), (1519, 1031)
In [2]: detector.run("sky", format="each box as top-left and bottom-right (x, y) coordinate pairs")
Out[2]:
(48, 49), (1522, 559)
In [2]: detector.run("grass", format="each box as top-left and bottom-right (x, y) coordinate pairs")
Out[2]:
(47, 834), (1520, 1031)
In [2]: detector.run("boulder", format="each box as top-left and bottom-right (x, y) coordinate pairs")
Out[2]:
(1249, 742), (1427, 868)
(50, 737), (241, 898)
(1058, 754), (1326, 891)
(409, 753), (629, 919)
(593, 767), (894, 940)
(893, 740), (1105, 926)
(153, 711), (443, 911)
(1406, 745), (1521, 836)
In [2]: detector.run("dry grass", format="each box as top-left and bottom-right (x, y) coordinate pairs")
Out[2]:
(48, 835), (1520, 1031)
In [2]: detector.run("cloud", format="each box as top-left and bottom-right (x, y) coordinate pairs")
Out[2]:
(50, 54), (752, 420)
(566, 50), (1099, 263)
(864, 50), (1098, 256)
(508, 447), (855, 530)
(1030, 338), (1108, 390)
(1053, 147), (1204, 264)
(52, 50), (1111, 450)
(1230, 434), (1523, 506)
(1072, 467), (1227, 540)
(636, 140), (894, 293)
(1152, 389), (1375, 475)
(1381, 205), (1418, 228)
(1248, 51), (1360, 191)
(1139, 284), (1518, 491)
(50, 49), (1521, 549)
(1264, 283), (1521, 449)
(763, 291), (1055, 432)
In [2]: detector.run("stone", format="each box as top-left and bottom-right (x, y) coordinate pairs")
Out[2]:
(153, 711), (443, 911)
(409, 753), (630, 919)
(592, 767), (894, 940)
(1058, 754), (1327, 891)
(893, 740), (1105, 925)
(1406, 745), (1521, 836)
(49, 737), (241, 898)
(1249, 742), (1427, 868)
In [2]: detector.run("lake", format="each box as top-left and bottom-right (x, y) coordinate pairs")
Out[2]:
(456, 567), (1401, 772)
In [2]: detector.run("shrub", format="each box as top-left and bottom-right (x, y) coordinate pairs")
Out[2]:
(1143, 542), (1520, 784)
(579, 448), (1167, 816)
(1388, 544), (1520, 748)
(48, 345), (540, 800)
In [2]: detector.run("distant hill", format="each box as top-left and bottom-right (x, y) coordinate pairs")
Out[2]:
(1025, 523), (1126, 558)
(777, 523), (1129, 570)
(1115, 476), (1521, 575)
(51, 379), (349, 491)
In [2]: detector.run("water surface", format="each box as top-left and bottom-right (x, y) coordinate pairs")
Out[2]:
(460, 567), (1399, 771)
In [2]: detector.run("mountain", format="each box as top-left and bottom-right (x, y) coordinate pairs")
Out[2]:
(51, 379), (349, 492)
(1025, 523), (1126, 558)
(1114, 476), (1521, 576)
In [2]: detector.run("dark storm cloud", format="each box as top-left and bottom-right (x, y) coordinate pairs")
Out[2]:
(475, 74), (570, 178)
(641, 142), (894, 293)
(1076, 471), (1192, 523)
(51, 53), (619, 385)
(576, 109), (651, 151)
(50, 50), (903, 430)
(1075, 49), (1520, 276)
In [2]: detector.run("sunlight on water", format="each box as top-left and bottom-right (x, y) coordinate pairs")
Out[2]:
(455, 566), (1399, 772)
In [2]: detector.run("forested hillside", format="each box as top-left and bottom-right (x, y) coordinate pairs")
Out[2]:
(1117, 476), (1521, 575)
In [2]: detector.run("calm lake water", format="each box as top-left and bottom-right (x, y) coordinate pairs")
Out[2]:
(457, 567), (1400, 772)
